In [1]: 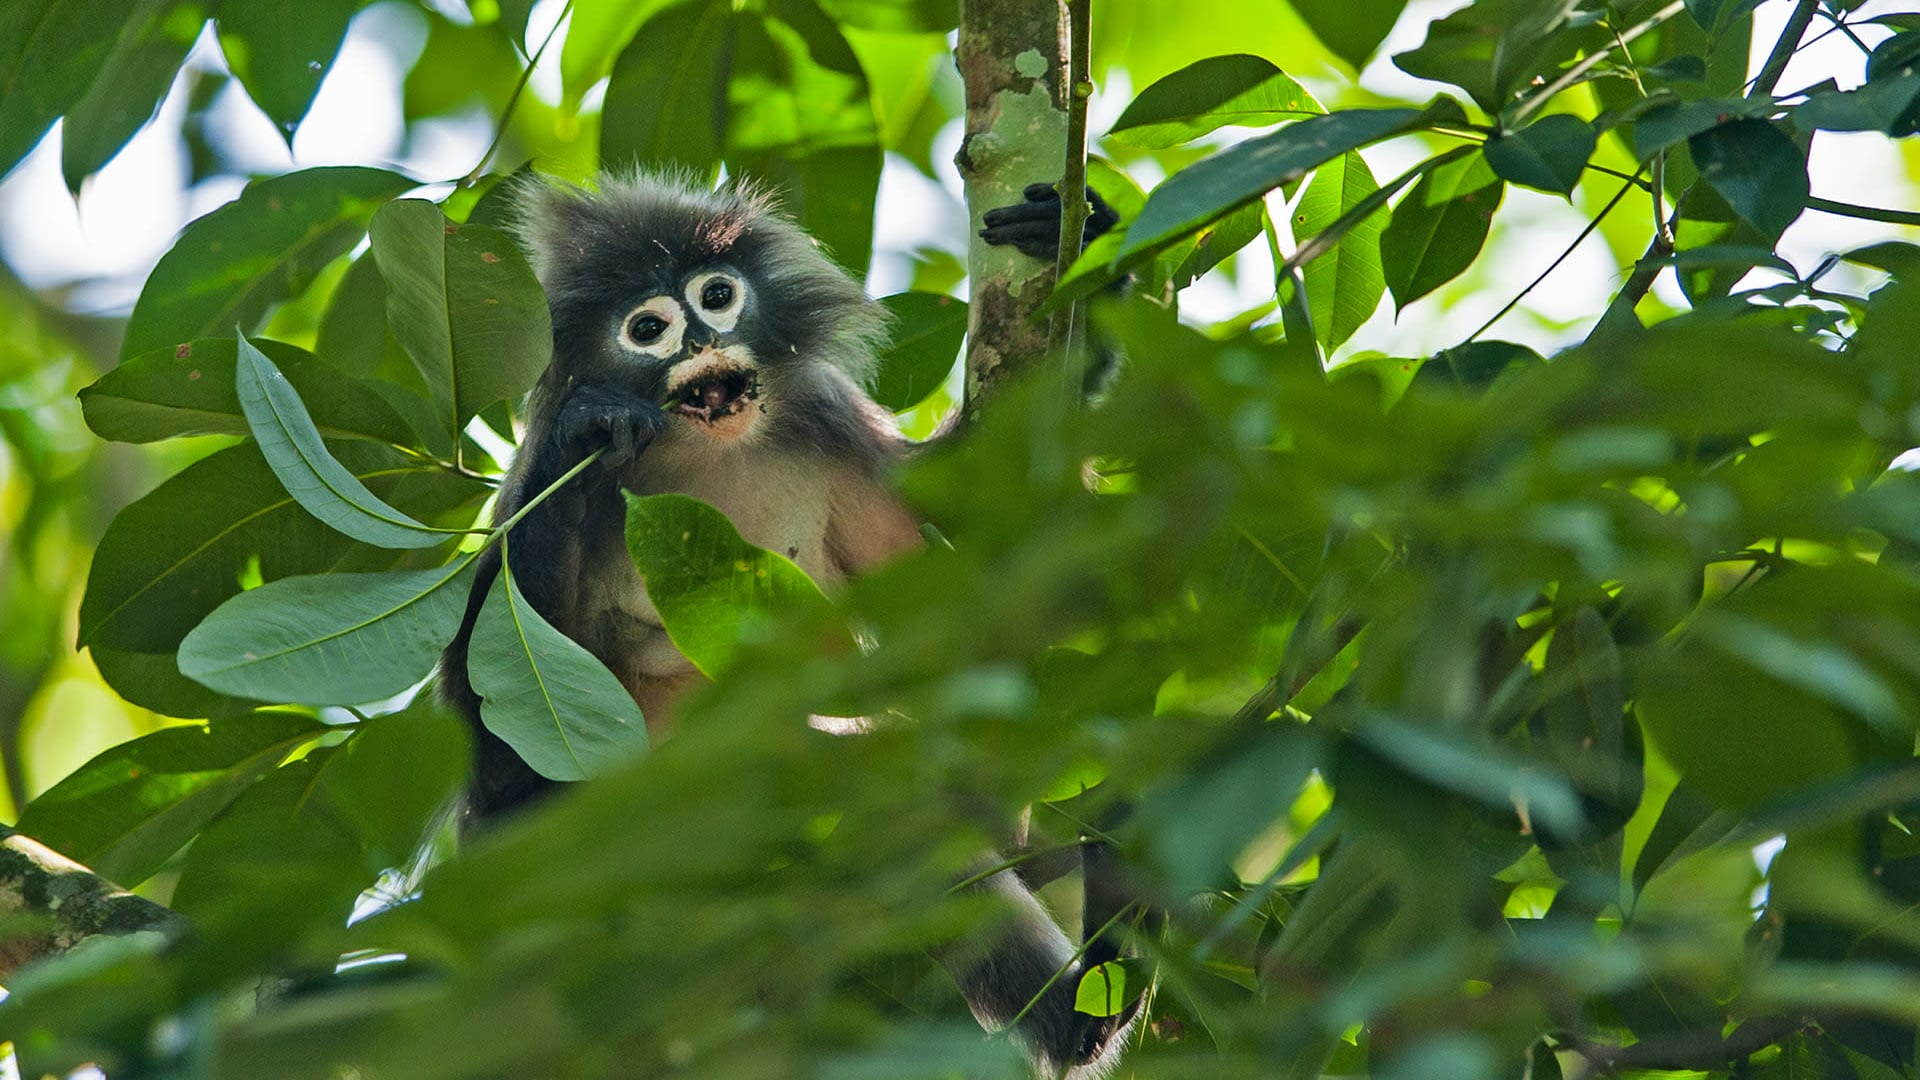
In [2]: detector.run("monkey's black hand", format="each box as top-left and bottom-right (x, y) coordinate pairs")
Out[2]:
(553, 383), (668, 471)
(979, 182), (1119, 260)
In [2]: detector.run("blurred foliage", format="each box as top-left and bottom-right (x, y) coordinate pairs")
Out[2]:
(4, 0), (1920, 1078)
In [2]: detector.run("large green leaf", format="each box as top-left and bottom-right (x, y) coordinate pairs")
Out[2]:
(1630, 95), (1773, 159)
(322, 700), (470, 869)
(1391, 0), (1589, 114)
(15, 711), (323, 886)
(816, 0), (955, 31)
(600, 0), (733, 171)
(80, 336), (413, 446)
(872, 292), (965, 412)
(1118, 108), (1428, 261)
(1291, 0), (1410, 72)
(368, 199), (552, 444)
(78, 442), (484, 653)
(178, 558), (478, 705)
(623, 493), (831, 678)
(122, 166), (414, 359)
(59, 0), (205, 191)
(0, 0), (139, 180)
(1107, 54), (1321, 149)
(1296, 150), (1387, 352)
(558, 0), (678, 106)
(234, 332), (450, 550)
(468, 546), (649, 782)
(1482, 114), (1595, 195)
(1381, 152), (1504, 309)
(1689, 119), (1808, 240)
(215, 0), (360, 140)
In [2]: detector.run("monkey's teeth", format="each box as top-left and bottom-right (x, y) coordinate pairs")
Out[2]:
(669, 369), (758, 423)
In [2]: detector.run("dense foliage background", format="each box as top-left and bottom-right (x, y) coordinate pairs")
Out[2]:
(4, 0), (1920, 1076)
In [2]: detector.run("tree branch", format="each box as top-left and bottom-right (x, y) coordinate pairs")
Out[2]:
(0, 826), (184, 979)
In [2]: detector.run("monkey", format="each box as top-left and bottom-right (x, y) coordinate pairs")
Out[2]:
(436, 171), (1135, 1078)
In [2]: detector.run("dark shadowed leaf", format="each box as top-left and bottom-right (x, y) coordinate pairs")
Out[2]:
(624, 493), (832, 678)
(1793, 70), (1920, 133)
(0, 0), (139, 180)
(16, 711), (323, 885)
(1688, 119), (1807, 239)
(469, 549), (649, 782)
(322, 700), (470, 868)
(873, 292), (966, 411)
(1107, 54), (1321, 149)
(1631, 96), (1773, 159)
(122, 166), (414, 359)
(177, 558), (477, 705)
(1382, 152), (1504, 308)
(600, 0), (732, 170)
(1119, 108), (1427, 260)
(89, 645), (261, 718)
(80, 336), (414, 446)
(234, 332), (449, 550)
(369, 200), (552, 444)
(1296, 150), (1386, 351)
(60, 0), (206, 191)
(1292, 0), (1410, 71)
(215, 0), (360, 140)
(1482, 114), (1595, 194)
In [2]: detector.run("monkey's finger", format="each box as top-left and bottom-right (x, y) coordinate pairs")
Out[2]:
(604, 411), (637, 466)
(981, 200), (1056, 229)
(979, 221), (1061, 260)
(1023, 181), (1058, 202)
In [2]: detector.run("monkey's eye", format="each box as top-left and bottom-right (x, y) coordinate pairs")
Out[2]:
(686, 272), (745, 333)
(628, 313), (668, 344)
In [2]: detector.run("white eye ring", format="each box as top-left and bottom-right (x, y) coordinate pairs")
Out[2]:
(620, 297), (685, 358)
(686, 272), (745, 333)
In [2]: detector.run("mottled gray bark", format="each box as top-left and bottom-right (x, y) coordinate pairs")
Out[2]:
(0, 825), (184, 980)
(954, 0), (1069, 416)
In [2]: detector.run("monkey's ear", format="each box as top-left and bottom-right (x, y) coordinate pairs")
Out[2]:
(506, 174), (596, 281)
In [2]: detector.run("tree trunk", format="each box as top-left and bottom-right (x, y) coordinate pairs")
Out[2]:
(954, 0), (1070, 417)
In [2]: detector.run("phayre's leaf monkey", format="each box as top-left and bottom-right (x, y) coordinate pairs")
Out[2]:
(439, 172), (1134, 1077)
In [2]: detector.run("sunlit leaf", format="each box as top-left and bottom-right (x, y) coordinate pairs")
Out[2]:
(234, 331), (448, 550)
(1295, 149), (1386, 351)
(122, 166), (414, 359)
(623, 493), (832, 679)
(177, 558), (478, 705)
(1073, 961), (1129, 1018)
(1291, 0), (1409, 71)
(1107, 54), (1321, 149)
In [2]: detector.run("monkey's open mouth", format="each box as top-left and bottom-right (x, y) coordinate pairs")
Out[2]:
(666, 367), (758, 423)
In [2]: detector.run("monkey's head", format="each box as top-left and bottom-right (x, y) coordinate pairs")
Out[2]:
(513, 170), (888, 452)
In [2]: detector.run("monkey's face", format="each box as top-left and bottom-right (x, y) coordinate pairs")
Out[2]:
(608, 264), (771, 445)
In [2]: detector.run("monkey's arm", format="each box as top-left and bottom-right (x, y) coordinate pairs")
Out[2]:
(440, 373), (666, 818)
(978, 183), (1119, 260)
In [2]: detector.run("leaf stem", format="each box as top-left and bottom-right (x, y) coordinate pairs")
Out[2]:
(489, 448), (604, 539)
(1509, 0), (1686, 128)
(461, 0), (574, 187)
(1807, 196), (1920, 227)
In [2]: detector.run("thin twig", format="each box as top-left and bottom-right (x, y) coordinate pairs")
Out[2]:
(1807, 196), (1920, 227)
(461, 0), (574, 187)
(1047, 0), (1093, 368)
(1468, 174), (1640, 343)
(1510, 0), (1686, 128)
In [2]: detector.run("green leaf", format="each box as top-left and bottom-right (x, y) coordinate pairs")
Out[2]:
(815, 0), (955, 31)
(600, 0), (732, 171)
(235, 331), (448, 550)
(80, 336), (413, 446)
(90, 644), (260, 718)
(177, 558), (478, 705)
(16, 711), (324, 885)
(0, 0), (140, 180)
(1107, 54), (1321, 149)
(1119, 107), (1428, 260)
(1688, 119), (1807, 239)
(559, 0), (677, 106)
(368, 200), (552, 443)
(1166, 200), (1264, 290)
(1793, 70), (1920, 134)
(215, 0), (360, 140)
(1393, 0), (1590, 114)
(123, 166), (414, 360)
(623, 493), (832, 679)
(1630, 95), (1772, 159)
(1292, 0), (1409, 71)
(1381, 152), (1504, 309)
(1542, 606), (1633, 808)
(322, 700), (470, 868)
(468, 545), (649, 782)
(60, 0), (206, 191)
(872, 292), (965, 412)
(1482, 114), (1595, 194)
(1295, 150), (1387, 352)
(1356, 714), (1586, 838)
(1073, 961), (1129, 1018)
(78, 442), (484, 653)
